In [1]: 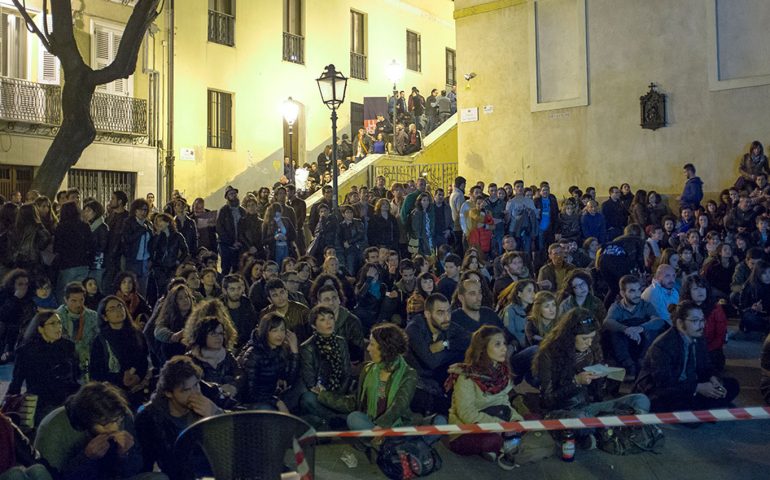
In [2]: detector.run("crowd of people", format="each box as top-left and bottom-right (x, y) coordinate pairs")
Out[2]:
(1, 139), (770, 477)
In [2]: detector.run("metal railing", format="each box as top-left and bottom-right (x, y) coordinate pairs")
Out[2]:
(90, 92), (148, 135)
(370, 162), (458, 193)
(350, 52), (367, 80)
(0, 77), (61, 125)
(0, 76), (148, 136)
(208, 10), (235, 46)
(283, 32), (304, 64)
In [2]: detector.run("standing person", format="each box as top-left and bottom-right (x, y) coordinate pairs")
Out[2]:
(449, 177), (467, 255)
(147, 213), (189, 305)
(238, 196), (264, 259)
(407, 193), (435, 257)
(425, 88), (439, 134)
(102, 190), (128, 291)
(54, 202), (94, 301)
(287, 184), (307, 255)
(368, 198), (400, 252)
(634, 301), (739, 412)
(10, 204), (52, 277)
(534, 181), (560, 256)
(433, 188), (454, 252)
(445, 326), (523, 469)
(679, 163), (704, 211)
(173, 197), (199, 257)
(191, 197), (218, 254)
(82, 201), (109, 292)
(337, 205), (366, 275)
(121, 199), (153, 297)
(216, 186), (245, 275)
(602, 186), (628, 241)
(736, 140), (769, 192)
(408, 87), (426, 131)
(262, 203), (297, 266)
(505, 180), (538, 254)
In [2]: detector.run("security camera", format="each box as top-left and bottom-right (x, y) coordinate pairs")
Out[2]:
(463, 72), (476, 81)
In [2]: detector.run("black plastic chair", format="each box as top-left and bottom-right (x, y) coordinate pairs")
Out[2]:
(174, 410), (316, 480)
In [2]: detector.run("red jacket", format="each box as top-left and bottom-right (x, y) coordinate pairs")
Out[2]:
(704, 303), (727, 352)
(468, 225), (493, 255)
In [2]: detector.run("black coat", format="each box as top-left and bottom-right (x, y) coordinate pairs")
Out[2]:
(90, 220), (109, 270)
(237, 213), (264, 257)
(237, 339), (299, 405)
(54, 219), (94, 270)
(175, 214), (199, 255)
(122, 217), (154, 261)
(148, 230), (189, 270)
(367, 214), (400, 251)
(216, 203), (247, 247)
(105, 210), (129, 262)
(7, 337), (80, 410)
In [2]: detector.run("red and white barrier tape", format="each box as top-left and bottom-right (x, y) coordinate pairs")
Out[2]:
(315, 406), (770, 439)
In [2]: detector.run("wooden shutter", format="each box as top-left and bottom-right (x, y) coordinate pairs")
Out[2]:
(38, 13), (60, 84)
(93, 22), (133, 96)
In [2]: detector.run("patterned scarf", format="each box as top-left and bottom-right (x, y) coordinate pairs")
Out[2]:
(315, 334), (344, 392)
(362, 356), (408, 421)
(117, 291), (141, 318)
(445, 361), (511, 395)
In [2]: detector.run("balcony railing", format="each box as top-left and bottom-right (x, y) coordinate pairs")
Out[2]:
(208, 10), (235, 46)
(350, 52), (367, 80)
(0, 76), (148, 136)
(283, 32), (304, 64)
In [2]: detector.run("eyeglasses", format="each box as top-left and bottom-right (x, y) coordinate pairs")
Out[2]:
(106, 304), (125, 313)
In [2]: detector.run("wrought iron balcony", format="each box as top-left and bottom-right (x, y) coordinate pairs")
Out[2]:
(283, 32), (304, 64)
(0, 76), (148, 137)
(350, 52), (367, 80)
(209, 10), (235, 46)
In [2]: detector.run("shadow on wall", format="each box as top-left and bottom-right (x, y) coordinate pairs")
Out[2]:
(465, 150), (484, 174)
(203, 123), (352, 205)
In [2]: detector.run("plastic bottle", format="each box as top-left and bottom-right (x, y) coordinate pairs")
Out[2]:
(561, 431), (576, 462)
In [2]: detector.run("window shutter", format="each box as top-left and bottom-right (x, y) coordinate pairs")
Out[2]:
(38, 49), (60, 84)
(112, 33), (126, 94)
(92, 22), (134, 96)
(94, 26), (111, 92)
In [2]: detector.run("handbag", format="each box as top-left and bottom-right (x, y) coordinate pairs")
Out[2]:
(513, 430), (556, 464)
(377, 437), (442, 480)
(597, 424), (664, 455)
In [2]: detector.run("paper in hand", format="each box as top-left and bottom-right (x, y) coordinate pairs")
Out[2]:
(583, 364), (626, 382)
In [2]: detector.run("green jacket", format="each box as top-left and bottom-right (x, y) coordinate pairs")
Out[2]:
(319, 360), (417, 428)
(55, 305), (99, 379)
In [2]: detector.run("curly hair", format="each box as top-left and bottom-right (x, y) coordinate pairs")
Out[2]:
(157, 284), (194, 332)
(113, 271), (139, 295)
(370, 323), (409, 364)
(183, 298), (238, 351)
(557, 270), (594, 304)
(310, 273), (347, 306)
(463, 325), (505, 369)
(533, 307), (601, 388)
(65, 382), (131, 431)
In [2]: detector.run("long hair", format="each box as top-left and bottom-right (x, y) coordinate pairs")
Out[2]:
(463, 325), (505, 370)
(528, 291), (557, 332)
(256, 312), (289, 350)
(96, 295), (144, 344)
(183, 298), (238, 351)
(506, 279), (536, 307)
(533, 307), (600, 386)
(557, 270), (594, 304)
(1, 268), (30, 295)
(157, 284), (194, 332)
(14, 204), (42, 238)
(747, 259), (770, 293)
(262, 203), (283, 228)
(681, 275), (716, 316)
(22, 311), (60, 344)
(33, 195), (57, 229)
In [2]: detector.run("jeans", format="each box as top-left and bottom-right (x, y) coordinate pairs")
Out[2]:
(300, 391), (344, 426)
(608, 329), (659, 373)
(511, 345), (540, 387)
(56, 266), (89, 302)
(274, 244), (289, 266)
(218, 243), (239, 275)
(125, 259), (150, 297)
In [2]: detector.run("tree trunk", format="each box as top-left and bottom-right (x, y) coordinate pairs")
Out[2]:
(30, 67), (96, 198)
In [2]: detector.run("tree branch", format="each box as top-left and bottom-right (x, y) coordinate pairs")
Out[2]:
(48, 0), (85, 71)
(11, 0), (51, 52)
(91, 0), (162, 85)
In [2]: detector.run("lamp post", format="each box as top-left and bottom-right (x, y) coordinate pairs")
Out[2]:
(316, 64), (348, 209)
(385, 59), (404, 148)
(281, 97), (299, 183)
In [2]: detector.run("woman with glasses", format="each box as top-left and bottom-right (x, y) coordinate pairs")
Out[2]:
(534, 308), (649, 421)
(90, 296), (151, 408)
(183, 298), (241, 398)
(7, 311), (80, 425)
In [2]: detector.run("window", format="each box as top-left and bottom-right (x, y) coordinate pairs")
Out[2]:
(283, 0), (303, 64)
(38, 13), (60, 85)
(209, 0), (235, 47)
(208, 90), (232, 149)
(350, 10), (366, 80)
(0, 9), (28, 79)
(92, 21), (133, 96)
(407, 30), (421, 72)
(68, 169), (136, 210)
(445, 48), (456, 86)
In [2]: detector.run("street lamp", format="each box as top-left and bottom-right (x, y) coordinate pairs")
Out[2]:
(385, 59), (404, 147)
(315, 64), (348, 209)
(281, 97), (299, 183)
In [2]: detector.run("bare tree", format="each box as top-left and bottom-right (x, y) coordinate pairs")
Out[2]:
(11, 0), (162, 197)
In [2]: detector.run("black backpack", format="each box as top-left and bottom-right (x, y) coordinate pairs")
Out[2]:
(377, 437), (442, 479)
(597, 240), (633, 275)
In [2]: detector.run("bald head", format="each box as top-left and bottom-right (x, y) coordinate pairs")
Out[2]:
(655, 264), (676, 290)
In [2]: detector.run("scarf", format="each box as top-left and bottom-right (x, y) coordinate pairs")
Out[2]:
(190, 346), (227, 368)
(89, 216), (104, 233)
(444, 361), (511, 395)
(315, 334), (344, 391)
(117, 291), (141, 317)
(362, 356), (408, 421)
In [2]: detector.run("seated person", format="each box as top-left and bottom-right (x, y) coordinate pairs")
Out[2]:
(681, 275), (728, 372)
(536, 243), (576, 292)
(7, 312), (80, 425)
(135, 356), (223, 479)
(557, 270), (606, 324)
(634, 301), (740, 412)
(260, 279), (311, 344)
(405, 293), (470, 416)
(55, 282), (99, 377)
(0, 269), (35, 364)
(34, 382), (165, 480)
(524, 291), (558, 346)
(299, 305), (352, 428)
(641, 264), (680, 326)
(183, 299), (241, 398)
(603, 275), (664, 378)
(314, 284), (365, 362)
(501, 280), (536, 351)
(730, 247), (762, 308)
(152, 284), (195, 364)
(451, 279), (504, 334)
(237, 313), (299, 412)
(0, 411), (49, 479)
(220, 273), (259, 351)
(446, 326), (523, 470)
(405, 272), (435, 321)
(320, 324), (422, 435)
(353, 262), (390, 334)
(739, 259), (770, 333)
(436, 254), (462, 299)
(534, 308), (650, 423)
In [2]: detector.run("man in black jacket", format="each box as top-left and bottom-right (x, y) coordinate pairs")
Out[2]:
(602, 186), (628, 241)
(104, 190), (129, 292)
(406, 293), (469, 415)
(216, 185), (245, 275)
(635, 301), (739, 412)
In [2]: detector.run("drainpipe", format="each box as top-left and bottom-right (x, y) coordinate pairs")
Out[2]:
(164, 0), (175, 199)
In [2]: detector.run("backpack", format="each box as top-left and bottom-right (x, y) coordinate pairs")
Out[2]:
(597, 240), (633, 275)
(377, 437), (442, 479)
(597, 424), (664, 455)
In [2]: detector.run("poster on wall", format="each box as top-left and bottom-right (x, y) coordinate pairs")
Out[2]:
(460, 107), (479, 122)
(364, 97), (388, 135)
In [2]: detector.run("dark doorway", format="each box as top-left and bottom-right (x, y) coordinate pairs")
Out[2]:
(350, 101), (364, 138)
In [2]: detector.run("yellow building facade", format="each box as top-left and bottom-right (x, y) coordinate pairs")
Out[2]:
(0, 0), (164, 205)
(454, 0), (770, 198)
(171, 0), (456, 203)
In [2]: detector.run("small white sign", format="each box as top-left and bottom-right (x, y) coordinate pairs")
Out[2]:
(180, 148), (195, 161)
(460, 107), (479, 123)
(483, 105), (494, 114)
